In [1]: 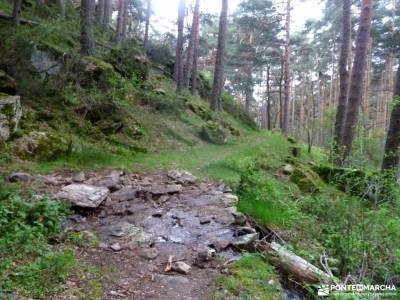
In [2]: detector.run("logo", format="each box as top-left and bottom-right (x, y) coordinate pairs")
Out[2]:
(317, 285), (330, 296)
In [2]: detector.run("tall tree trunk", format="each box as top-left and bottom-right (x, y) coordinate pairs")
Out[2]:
(245, 67), (253, 113)
(13, 0), (22, 25)
(121, 0), (128, 40)
(282, 0), (291, 134)
(174, 0), (185, 91)
(57, 0), (65, 16)
(183, 31), (194, 89)
(80, 0), (95, 56)
(279, 57), (284, 129)
(266, 65), (271, 130)
(382, 62), (400, 171)
(115, 0), (126, 45)
(143, 0), (151, 52)
(103, 0), (111, 31)
(96, 0), (104, 24)
(340, 0), (373, 161)
(190, 0), (200, 95)
(333, 0), (351, 155)
(211, 0), (228, 112)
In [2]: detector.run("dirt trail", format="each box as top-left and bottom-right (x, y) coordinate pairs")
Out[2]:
(23, 169), (255, 299)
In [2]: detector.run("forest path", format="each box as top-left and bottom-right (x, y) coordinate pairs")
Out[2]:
(26, 169), (252, 299)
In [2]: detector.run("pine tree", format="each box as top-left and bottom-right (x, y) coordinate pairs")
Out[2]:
(80, 0), (96, 56)
(211, 0), (228, 111)
(174, 0), (186, 91)
(282, 0), (291, 134)
(143, 0), (152, 52)
(12, 0), (22, 25)
(190, 0), (200, 95)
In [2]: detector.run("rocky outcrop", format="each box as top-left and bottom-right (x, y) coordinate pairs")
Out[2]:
(30, 48), (63, 79)
(200, 121), (227, 145)
(0, 95), (22, 141)
(0, 70), (17, 94)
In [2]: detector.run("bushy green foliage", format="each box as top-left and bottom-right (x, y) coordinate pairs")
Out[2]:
(0, 181), (74, 297)
(139, 90), (186, 113)
(200, 121), (228, 145)
(222, 92), (258, 130)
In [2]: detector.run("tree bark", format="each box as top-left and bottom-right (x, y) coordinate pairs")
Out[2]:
(103, 0), (111, 31)
(115, 0), (126, 45)
(183, 30), (194, 89)
(211, 0), (228, 112)
(333, 0), (351, 157)
(266, 65), (271, 130)
(340, 0), (373, 161)
(80, 0), (95, 56)
(143, 0), (151, 52)
(282, 0), (291, 134)
(174, 0), (185, 91)
(382, 62), (400, 171)
(96, 0), (104, 24)
(121, 0), (128, 40)
(190, 0), (200, 95)
(12, 0), (22, 25)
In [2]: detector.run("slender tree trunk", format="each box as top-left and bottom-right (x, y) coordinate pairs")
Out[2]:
(174, 0), (186, 91)
(279, 57), (284, 129)
(96, 0), (104, 24)
(57, 0), (65, 16)
(282, 0), (291, 134)
(103, 0), (111, 31)
(190, 0), (200, 95)
(143, 0), (151, 52)
(333, 0), (351, 155)
(245, 66), (253, 113)
(121, 0), (128, 40)
(341, 0), (373, 161)
(115, 0), (126, 45)
(13, 0), (22, 25)
(382, 62), (400, 171)
(183, 31), (194, 89)
(266, 65), (271, 130)
(211, 0), (228, 112)
(80, 0), (95, 56)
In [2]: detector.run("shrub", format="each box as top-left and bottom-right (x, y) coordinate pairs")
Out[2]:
(222, 92), (257, 130)
(200, 121), (227, 145)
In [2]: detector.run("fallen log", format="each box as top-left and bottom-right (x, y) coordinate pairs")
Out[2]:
(257, 241), (337, 285)
(0, 11), (39, 25)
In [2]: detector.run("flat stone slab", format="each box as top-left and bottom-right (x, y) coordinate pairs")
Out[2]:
(56, 184), (109, 208)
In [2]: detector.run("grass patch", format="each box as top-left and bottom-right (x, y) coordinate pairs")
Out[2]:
(214, 254), (284, 300)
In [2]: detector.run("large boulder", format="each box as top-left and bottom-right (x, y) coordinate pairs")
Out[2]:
(0, 95), (22, 141)
(290, 164), (325, 193)
(56, 184), (110, 208)
(13, 131), (70, 160)
(30, 48), (63, 79)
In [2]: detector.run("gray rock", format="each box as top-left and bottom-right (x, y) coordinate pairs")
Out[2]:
(138, 247), (159, 260)
(110, 222), (154, 249)
(232, 211), (247, 226)
(72, 172), (86, 183)
(110, 242), (122, 252)
(8, 172), (31, 183)
(236, 226), (256, 236)
(283, 164), (295, 175)
(111, 187), (139, 202)
(231, 233), (259, 250)
(199, 217), (211, 225)
(30, 48), (63, 78)
(171, 261), (191, 275)
(167, 170), (196, 185)
(143, 184), (183, 195)
(0, 95), (22, 141)
(92, 177), (122, 191)
(56, 184), (109, 208)
(220, 194), (239, 207)
(156, 274), (190, 285)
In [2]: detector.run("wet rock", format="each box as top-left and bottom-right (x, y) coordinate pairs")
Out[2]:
(172, 261), (191, 275)
(220, 194), (238, 207)
(8, 172), (31, 183)
(31, 48), (63, 78)
(231, 233), (259, 250)
(142, 184), (183, 195)
(56, 184), (109, 208)
(91, 176), (122, 192)
(167, 170), (196, 185)
(72, 172), (86, 183)
(199, 218), (211, 225)
(208, 238), (230, 251)
(0, 95), (22, 141)
(232, 211), (247, 226)
(110, 222), (153, 249)
(283, 164), (295, 175)
(110, 242), (122, 252)
(138, 247), (159, 260)
(108, 201), (128, 215)
(111, 187), (139, 202)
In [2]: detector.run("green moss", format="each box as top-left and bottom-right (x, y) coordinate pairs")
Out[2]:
(187, 102), (213, 120)
(290, 163), (325, 193)
(200, 121), (228, 145)
(214, 254), (284, 300)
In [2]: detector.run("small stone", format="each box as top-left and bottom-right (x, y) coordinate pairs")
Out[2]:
(200, 218), (211, 225)
(143, 184), (183, 195)
(231, 233), (259, 250)
(232, 212), (247, 226)
(111, 187), (139, 202)
(99, 242), (108, 249)
(139, 247), (159, 260)
(152, 211), (163, 218)
(220, 194), (239, 207)
(236, 226), (256, 236)
(72, 172), (86, 183)
(283, 164), (295, 175)
(167, 170), (196, 185)
(110, 242), (122, 252)
(8, 172), (31, 183)
(172, 261), (191, 275)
